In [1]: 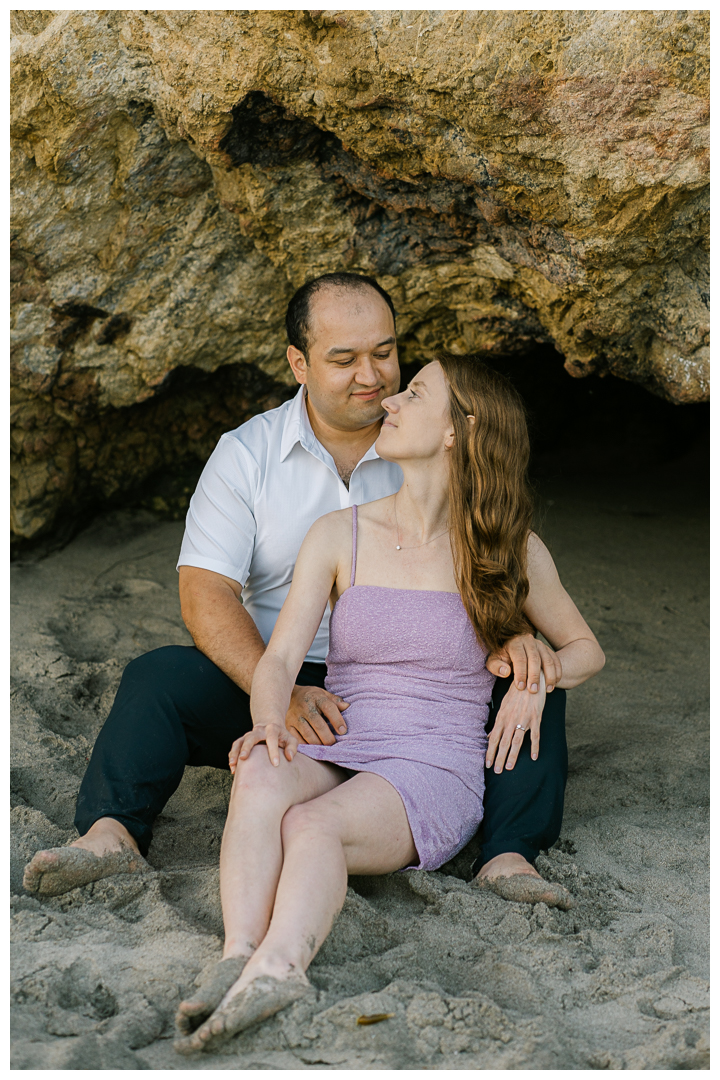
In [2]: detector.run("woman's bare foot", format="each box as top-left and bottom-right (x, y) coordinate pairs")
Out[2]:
(173, 969), (312, 1055)
(473, 851), (574, 911)
(175, 957), (249, 1035)
(22, 818), (149, 898)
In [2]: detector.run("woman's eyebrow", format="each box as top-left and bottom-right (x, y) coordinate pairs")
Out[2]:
(410, 378), (427, 391)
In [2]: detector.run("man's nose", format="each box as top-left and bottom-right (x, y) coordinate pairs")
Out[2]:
(353, 356), (380, 386)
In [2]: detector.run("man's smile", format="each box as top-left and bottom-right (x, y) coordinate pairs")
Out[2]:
(351, 387), (383, 401)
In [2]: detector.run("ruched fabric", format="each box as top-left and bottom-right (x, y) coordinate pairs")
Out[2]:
(298, 507), (495, 870)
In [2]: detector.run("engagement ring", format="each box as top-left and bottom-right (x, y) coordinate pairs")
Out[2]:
(516, 724), (526, 731)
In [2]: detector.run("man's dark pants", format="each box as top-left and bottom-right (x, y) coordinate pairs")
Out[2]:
(75, 646), (568, 867)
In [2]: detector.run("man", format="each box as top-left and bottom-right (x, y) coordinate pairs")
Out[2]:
(24, 272), (570, 910)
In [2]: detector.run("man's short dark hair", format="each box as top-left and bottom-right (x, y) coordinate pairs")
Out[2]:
(285, 272), (396, 359)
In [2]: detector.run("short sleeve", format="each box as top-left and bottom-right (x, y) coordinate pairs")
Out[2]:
(177, 433), (260, 585)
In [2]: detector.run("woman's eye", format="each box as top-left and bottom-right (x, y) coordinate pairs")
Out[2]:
(409, 388), (418, 398)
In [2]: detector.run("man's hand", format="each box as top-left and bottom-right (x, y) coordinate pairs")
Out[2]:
(486, 632), (562, 693)
(285, 685), (349, 746)
(485, 674), (546, 773)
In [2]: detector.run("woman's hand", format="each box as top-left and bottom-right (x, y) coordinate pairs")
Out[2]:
(485, 674), (546, 773)
(229, 723), (299, 772)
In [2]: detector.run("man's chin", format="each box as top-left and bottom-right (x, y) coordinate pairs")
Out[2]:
(347, 399), (387, 425)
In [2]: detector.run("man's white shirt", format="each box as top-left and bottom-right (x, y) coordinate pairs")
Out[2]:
(177, 386), (403, 663)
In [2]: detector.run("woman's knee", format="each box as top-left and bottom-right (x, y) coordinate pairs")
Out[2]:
(281, 801), (336, 847)
(231, 745), (290, 801)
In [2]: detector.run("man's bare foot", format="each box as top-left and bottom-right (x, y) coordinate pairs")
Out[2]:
(173, 972), (312, 1055)
(473, 851), (573, 911)
(175, 957), (249, 1036)
(22, 817), (149, 898)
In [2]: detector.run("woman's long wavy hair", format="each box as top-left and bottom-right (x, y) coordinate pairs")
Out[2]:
(436, 352), (534, 653)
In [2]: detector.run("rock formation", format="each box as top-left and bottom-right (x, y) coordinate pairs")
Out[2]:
(11, 9), (709, 542)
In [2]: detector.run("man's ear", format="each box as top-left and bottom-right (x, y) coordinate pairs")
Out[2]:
(287, 345), (308, 385)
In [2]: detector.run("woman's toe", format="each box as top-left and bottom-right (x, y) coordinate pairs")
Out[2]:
(173, 1034), (198, 1056)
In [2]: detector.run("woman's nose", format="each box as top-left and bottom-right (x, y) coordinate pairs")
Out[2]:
(381, 393), (400, 413)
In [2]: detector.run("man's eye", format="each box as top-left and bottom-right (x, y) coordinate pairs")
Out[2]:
(336, 359), (355, 366)
(374, 352), (391, 360)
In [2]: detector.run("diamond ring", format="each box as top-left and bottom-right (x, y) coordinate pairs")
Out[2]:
(516, 724), (526, 731)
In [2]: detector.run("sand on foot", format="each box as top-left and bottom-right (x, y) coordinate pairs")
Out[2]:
(22, 845), (150, 898)
(174, 974), (313, 1055)
(475, 872), (574, 910)
(175, 957), (249, 1036)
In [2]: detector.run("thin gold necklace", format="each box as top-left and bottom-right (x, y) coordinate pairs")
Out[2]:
(393, 494), (449, 551)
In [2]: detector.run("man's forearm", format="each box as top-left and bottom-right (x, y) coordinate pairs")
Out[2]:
(179, 570), (266, 694)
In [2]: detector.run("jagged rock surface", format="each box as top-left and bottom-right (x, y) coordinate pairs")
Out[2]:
(11, 10), (709, 541)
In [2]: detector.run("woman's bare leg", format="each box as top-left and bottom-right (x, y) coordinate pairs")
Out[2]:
(175, 746), (344, 1033)
(255, 773), (417, 976)
(176, 772), (416, 1052)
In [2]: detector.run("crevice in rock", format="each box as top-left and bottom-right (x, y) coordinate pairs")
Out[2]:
(12, 344), (708, 561)
(11, 362), (296, 559)
(219, 90), (576, 284)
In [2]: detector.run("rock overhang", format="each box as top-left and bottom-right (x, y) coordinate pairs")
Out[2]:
(10, 10), (709, 542)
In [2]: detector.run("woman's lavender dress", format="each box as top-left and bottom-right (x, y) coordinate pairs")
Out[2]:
(297, 505), (495, 871)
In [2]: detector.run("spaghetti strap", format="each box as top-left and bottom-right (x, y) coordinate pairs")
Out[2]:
(350, 504), (358, 587)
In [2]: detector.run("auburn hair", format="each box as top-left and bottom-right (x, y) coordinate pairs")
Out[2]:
(436, 352), (535, 653)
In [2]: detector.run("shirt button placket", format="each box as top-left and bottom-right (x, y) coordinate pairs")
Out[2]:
(338, 475), (351, 509)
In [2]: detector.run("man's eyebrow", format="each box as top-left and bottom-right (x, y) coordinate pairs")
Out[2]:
(326, 336), (396, 357)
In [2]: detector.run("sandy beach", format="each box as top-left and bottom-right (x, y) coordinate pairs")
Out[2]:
(11, 457), (708, 1069)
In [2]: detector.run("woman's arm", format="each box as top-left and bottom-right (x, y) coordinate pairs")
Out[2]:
(485, 533), (605, 773)
(233, 510), (347, 767)
(523, 532), (605, 689)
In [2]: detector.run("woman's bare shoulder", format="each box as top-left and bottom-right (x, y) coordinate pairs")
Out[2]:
(527, 532), (560, 583)
(294, 510), (351, 575)
(357, 494), (395, 522)
(304, 507), (353, 541)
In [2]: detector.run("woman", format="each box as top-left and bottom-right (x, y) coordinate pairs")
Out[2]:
(174, 354), (605, 1054)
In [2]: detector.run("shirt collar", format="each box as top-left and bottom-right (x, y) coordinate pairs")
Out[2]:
(280, 387), (381, 466)
(279, 386), (313, 462)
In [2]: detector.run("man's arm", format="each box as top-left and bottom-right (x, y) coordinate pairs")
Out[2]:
(178, 566), (347, 744)
(179, 566), (265, 694)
